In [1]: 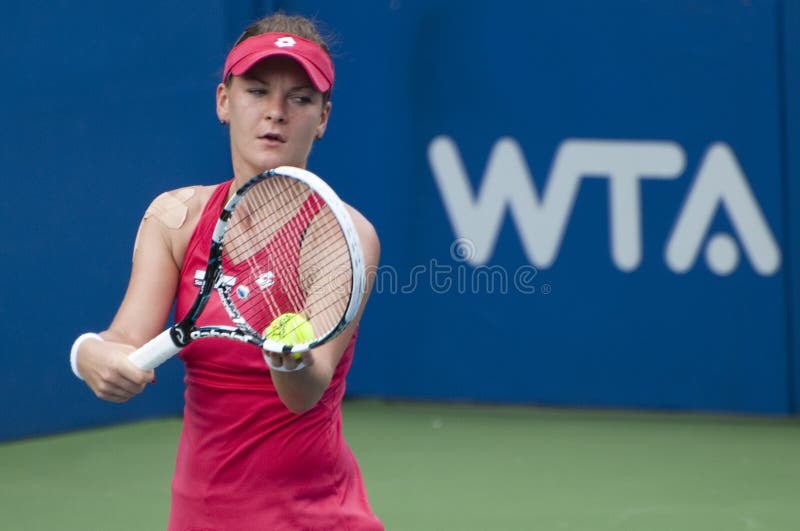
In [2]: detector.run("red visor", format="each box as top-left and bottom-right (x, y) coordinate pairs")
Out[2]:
(222, 32), (334, 92)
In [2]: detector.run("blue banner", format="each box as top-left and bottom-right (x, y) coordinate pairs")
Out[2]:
(0, 0), (793, 440)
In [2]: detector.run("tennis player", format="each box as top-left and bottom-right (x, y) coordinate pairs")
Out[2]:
(69, 13), (383, 530)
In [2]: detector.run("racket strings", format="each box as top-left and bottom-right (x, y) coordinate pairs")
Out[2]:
(230, 204), (347, 265)
(247, 179), (332, 316)
(285, 189), (353, 330)
(269, 190), (353, 335)
(221, 176), (354, 339)
(225, 178), (310, 263)
(226, 183), (344, 267)
(273, 188), (354, 336)
(262, 221), (352, 337)
(243, 180), (313, 326)
(226, 181), (347, 263)
(225, 179), (306, 257)
(228, 179), (311, 330)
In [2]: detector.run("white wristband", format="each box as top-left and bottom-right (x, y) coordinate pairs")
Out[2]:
(263, 352), (307, 373)
(70, 333), (103, 380)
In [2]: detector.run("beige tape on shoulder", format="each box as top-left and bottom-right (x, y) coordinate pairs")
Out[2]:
(144, 187), (196, 229)
(133, 187), (196, 259)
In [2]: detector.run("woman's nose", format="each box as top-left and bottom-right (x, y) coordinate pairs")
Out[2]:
(265, 100), (287, 123)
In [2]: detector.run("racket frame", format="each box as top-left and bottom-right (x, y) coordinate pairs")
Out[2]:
(128, 166), (364, 370)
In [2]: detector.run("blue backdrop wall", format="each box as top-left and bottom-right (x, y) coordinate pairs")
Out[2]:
(1, 0), (796, 440)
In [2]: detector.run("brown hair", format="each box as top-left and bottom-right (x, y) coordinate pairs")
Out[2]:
(226, 12), (333, 102)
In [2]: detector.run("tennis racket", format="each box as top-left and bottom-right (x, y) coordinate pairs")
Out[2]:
(128, 166), (365, 370)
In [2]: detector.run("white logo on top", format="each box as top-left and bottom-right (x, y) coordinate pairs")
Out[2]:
(194, 269), (236, 288)
(274, 37), (296, 48)
(256, 271), (276, 289)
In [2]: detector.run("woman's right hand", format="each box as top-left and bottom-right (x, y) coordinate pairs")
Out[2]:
(77, 338), (154, 403)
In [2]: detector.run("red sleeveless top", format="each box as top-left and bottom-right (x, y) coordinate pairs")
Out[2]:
(168, 180), (382, 531)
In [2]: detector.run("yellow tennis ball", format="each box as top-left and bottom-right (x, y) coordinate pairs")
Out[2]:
(264, 313), (314, 360)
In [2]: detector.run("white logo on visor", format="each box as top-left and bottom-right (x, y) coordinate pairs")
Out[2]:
(274, 37), (296, 48)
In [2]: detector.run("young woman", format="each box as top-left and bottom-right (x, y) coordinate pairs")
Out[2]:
(70, 13), (383, 530)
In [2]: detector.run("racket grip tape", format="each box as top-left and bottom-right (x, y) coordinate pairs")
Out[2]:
(128, 329), (183, 370)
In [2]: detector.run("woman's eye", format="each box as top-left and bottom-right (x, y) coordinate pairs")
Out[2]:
(247, 88), (266, 96)
(291, 95), (313, 104)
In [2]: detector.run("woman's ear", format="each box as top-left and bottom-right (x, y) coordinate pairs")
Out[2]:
(216, 83), (230, 125)
(315, 101), (332, 140)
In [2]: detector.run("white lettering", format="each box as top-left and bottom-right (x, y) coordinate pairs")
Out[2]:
(665, 142), (781, 275)
(553, 140), (685, 271)
(429, 136), (685, 270)
(429, 137), (781, 276)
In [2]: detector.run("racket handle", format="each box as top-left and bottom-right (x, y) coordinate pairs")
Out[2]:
(128, 329), (182, 370)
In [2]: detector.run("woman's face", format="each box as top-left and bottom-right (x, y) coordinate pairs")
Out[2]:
(217, 55), (331, 181)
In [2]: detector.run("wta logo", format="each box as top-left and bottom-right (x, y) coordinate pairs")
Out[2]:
(428, 137), (781, 276)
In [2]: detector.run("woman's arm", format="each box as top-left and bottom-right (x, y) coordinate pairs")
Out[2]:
(267, 206), (381, 414)
(75, 189), (196, 402)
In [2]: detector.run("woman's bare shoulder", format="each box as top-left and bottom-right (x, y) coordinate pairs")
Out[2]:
(134, 184), (220, 267)
(144, 184), (217, 230)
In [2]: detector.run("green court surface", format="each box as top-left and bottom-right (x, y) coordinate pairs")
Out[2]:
(1, 400), (798, 530)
